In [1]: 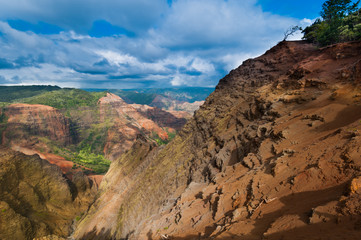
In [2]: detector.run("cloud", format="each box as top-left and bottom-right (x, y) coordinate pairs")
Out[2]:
(0, 0), (168, 34)
(0, 1), (312, 89)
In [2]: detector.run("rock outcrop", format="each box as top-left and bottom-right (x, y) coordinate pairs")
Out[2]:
(74, 41), (361, 240)
(131, 103), (189, 131)
(2, 103), (73, 148)
(99, 93), (184, 160)
(0, 147), (97, 240)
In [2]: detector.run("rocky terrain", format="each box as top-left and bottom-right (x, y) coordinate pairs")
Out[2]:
(98, 93), (185, 160)
(0, 91), (193, 239)
(0, 147), (97, 240)
(3, 103), (73, 148)
(72, 40), (361, 239)
(0, 92), (189, 172)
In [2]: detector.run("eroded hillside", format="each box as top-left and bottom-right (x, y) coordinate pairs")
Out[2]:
(0, 147), (97, 240)
(0, 91), (190, 175)
(73, 40), (361, 240)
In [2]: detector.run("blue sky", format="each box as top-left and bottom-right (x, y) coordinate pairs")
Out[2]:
(0, 0), (332, 88)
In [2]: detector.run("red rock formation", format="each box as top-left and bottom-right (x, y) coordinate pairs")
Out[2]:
(99, 93), (186, 160)
(74, 41), (361, 240)
(3, 103), (73, 147)
(131, 103), (189, 131)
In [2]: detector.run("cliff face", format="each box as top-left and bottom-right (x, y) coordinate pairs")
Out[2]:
(74, 41), (361, 239)
(2, 103), (73, 151)
(0, 147), (97, 240)
(98, 93), (184, 160)
(131, 103), (189, 131)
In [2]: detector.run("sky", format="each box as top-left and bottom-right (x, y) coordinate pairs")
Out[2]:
(0, 0), (326, 89)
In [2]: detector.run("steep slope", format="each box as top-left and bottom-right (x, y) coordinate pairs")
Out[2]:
(0, 147), (97, 240)
(131, 103), (189, 130)
(0, 90), (190, 175)
(2, 103), (73, 147)
(99, 93), (180, 160)
(74, 40), (361, 240)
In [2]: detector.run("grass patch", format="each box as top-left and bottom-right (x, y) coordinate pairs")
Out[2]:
(69, 145), (110, 174)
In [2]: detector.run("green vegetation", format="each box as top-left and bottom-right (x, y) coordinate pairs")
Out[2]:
(76, 122), (110, 154)
(0, 109), (8, 140)
(150, 128), (177, 146)
(303, 0), (361, 46)
(0, 85), (61, 102)
(19, 89), (107, 109)
(84, 87), (215, 104)
(46, 139), (110, 174)
(110, 90), (157, 105)
(69, 145), (111, 174)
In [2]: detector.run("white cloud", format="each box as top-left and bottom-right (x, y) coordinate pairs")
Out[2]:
(171, 75), (184, 86)
(0, 1), (307, 88)
(95, 50), (138, 66)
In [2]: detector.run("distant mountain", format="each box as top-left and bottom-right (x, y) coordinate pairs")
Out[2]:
(83, 87), (214, 103)
(84, 87), (214, 113)
(128, 87), (215, 103)
(0, 85), (61, 102)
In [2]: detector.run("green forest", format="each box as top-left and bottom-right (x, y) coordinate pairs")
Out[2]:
(303, 0), (361, 46)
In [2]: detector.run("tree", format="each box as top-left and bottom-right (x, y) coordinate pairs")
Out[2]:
(321, 0), (360, 22)
(283, 26), (302, 41)
(303, 0), (360, 46)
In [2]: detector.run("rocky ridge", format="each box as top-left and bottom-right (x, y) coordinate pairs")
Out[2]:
(73, 40), (361, 239)
(0, 147), (97, 240)
(98, 93), (182, 160)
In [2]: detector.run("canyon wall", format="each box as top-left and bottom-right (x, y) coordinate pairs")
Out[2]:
(74, 40), (361, 240)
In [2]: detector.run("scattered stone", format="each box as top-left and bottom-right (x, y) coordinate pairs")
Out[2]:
(304, 79), (327, 89)
(302, 114), (325, 122)
(309, 201), (338, 224)
(175, 212), (182, 224)
(350, 176), (361, 195)
(242, 153), (260, 169)
(231, 207), (248, 222)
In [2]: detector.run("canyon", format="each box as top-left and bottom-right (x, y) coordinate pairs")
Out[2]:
(1, 40), (361, 240)
(74, 40), (361, 239)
